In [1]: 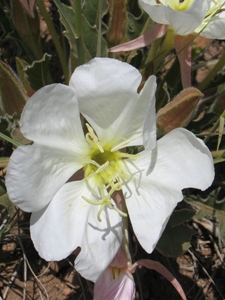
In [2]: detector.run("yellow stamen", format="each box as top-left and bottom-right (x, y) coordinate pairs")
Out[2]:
(111, 133), (142, 152)
(86, 123), (104, 153)
(160, 0), (194, 11)
(83, 124), (138, 221)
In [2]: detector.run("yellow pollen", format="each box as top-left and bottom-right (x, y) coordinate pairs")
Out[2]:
(86, 123), (104, 153)
(111, 267), (121, 280)
(161, 0), (194, 11)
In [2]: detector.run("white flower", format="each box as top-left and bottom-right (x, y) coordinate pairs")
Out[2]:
(139, 0), (225, 38)
(94, 249), (136, 300)
(139, 0), (209, 35)
(6, 58), (214, 282)
(196, 1), (225, 39)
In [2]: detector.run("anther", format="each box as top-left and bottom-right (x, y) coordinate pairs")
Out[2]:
(86, 123), (104, 153)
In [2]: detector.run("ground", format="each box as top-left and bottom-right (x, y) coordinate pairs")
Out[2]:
(1, 207), (225, 299)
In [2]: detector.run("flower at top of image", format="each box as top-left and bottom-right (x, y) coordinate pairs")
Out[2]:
(139, 0), (225, 38)
(195, 0), (225, 39)
(6, 57), (214, 282)
(110, 1), (225, 88)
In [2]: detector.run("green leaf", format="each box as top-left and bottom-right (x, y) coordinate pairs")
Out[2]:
(0, 179), (14, 217)
(82, 0), (108, 57)
(0, 178), (6, 197)
(55, 3), (81, 69)
(82, 0), (108, 30)
(217, 113), (225, 150)
(186, 191), (225, 241)
(0, 158), (9, 169)
(11, 0), (43, 60)
(11, 127), (31, 145)
(16, 57), (34, 97)
(210, 89), (225, 115)
(169, 208), (196, 227)
(212, 150), (225, 164)
(53, 0), (77, 42)
(0, 194), (15, 220)
(0, 114), (17, 135)
(0, 61), (27, 116)
(0, 132), (20, 147)
(0, 4), (13, 40)
(156, 207), (196, 257)
(157, 224), (195, 257)
(187, 190), (225, 215)
(24, 53), (52, 91)
(55, 0), (77, 52)
(55, 0), (108, 69)
(126, 5), (153, 41)
(82, 14), (108, 58)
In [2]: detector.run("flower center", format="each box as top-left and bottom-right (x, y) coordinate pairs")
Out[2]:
(160, 0), (194, 11)
(82, 124), (137, 221)
(85, 148), (126, 187)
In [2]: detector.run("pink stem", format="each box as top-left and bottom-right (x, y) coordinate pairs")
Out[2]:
(130, 259), (187, 300)
(174, 34), (195, 88)
(109, 24), (168, 52)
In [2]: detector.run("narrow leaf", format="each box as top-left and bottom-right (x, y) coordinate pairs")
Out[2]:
(217, 112), (225, 150)
(18, 0), (36, 18)
(0, 132), (20, 147)
(16, 57), (35, 97)
(24, 53), (52, 91)
(130, 260), (187, 300)
(0, 61), (27, 116)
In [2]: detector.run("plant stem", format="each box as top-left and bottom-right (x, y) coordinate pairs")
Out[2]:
(36, 0), (69, 84)
(70, 0), (85, 65)
(113, 190), (132, 265)
(204, 117), (220, 144)
(96, 0), (102, 57)
(121, 195), (132, 265)
(0, 133), (20, 147)
(153, 29), (174, 73)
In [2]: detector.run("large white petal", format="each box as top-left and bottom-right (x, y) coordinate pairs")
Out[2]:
(6, 144), (82, 212)
(30, 181), (123, 282)
(70, 58), (141, 131)
(139, 0), (173, 25)
(139, 0), (208, 35)
(199, 11), (225, 39)
(21, 83), (87, 153)
(111, 75), (157, 150)
(141, 76), (157, 150)
(122, 128), (214, 252)
(123, 174), (182, 253)
(131, 128), (214, 190)
(121, 75), (157, 150)
(70, 58), (155, 148)
(150, 128), (214, 190)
